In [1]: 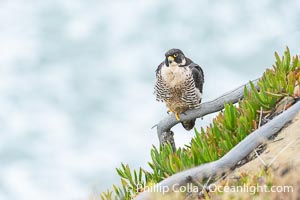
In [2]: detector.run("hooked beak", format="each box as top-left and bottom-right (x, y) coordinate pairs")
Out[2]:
(166, 56), (174, 66)
(167, 56), (174, 64)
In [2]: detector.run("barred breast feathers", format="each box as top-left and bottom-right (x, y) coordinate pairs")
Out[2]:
(181, 73), (202, 109)
(154, 71), (169, 102)
(154, 64), (202, 108)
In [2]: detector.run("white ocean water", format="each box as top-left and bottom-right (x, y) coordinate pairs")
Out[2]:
(0, 0), (300, 199)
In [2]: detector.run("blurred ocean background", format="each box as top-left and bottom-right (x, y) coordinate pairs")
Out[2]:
(0, 0), (300, 199)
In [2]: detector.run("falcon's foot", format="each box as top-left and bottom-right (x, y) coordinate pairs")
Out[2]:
(175, 112), (181, 121)
(167, 109), (181, 121)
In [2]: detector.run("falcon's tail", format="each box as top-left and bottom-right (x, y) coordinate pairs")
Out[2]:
(181, 119), (196, 131)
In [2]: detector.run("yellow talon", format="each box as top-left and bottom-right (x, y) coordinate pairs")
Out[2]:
(175, 113), (181, 121)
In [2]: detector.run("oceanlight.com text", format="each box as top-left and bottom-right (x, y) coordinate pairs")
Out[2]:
(133, 183), (293, 195)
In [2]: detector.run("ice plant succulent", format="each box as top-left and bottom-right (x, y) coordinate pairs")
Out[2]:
(100, 47), (300, 200)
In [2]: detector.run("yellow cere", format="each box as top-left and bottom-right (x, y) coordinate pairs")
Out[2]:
(168, 56), (174, 61)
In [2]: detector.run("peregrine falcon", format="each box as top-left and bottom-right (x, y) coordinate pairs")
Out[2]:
(154, 48), (204, 130)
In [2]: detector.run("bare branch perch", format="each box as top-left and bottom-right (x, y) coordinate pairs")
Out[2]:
(157, 78), (259, 146)
(135, 100), (300, 200)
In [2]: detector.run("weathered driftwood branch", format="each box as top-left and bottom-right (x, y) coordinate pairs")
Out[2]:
(159, 130), (176, 152)
(157, 78), (259, 147)
(135, 100), (300, 200)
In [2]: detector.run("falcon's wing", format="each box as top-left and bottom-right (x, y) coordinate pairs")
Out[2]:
(186, 58), (204, 93)
(155, 61), (164, 75)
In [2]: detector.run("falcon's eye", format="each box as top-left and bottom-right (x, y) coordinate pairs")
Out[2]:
(173, 53), (178, 57)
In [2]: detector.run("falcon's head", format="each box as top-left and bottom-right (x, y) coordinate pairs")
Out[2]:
(164, 48), (186, 67)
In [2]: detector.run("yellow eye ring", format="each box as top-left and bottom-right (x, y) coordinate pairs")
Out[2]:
(173, 53), (178, 57)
